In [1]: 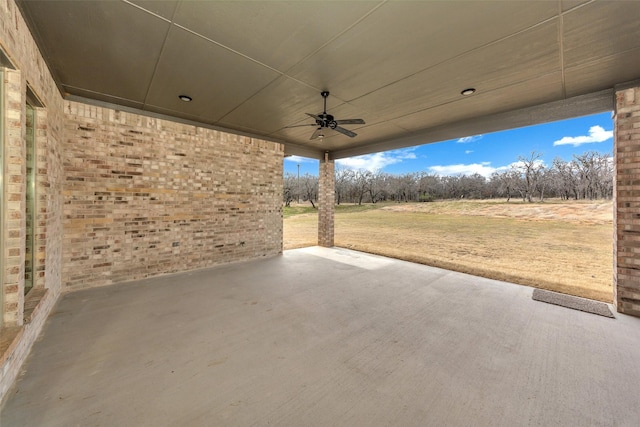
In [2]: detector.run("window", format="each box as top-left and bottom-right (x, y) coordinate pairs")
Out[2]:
(24, 102), (35, 294)
(24, 86), (43, 296)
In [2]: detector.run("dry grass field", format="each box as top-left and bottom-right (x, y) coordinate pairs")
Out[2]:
(283, 200), (613, 302)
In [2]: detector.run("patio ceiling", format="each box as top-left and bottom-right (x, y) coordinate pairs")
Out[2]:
(16, 0), (640, 159)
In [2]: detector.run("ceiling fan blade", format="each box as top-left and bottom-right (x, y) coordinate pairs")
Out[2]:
(334, 126), (357, 138)
(306, 113), (322, 121)
(310, 127), (324, 140)
(284, 123), (317, 129)
(334, 118), (365, 125)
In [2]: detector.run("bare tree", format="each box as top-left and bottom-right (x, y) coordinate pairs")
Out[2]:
(353, 170), (371, 205)
(550, 157), (577, 200)
(514, 151), (544, 202)
(283, 172), (298, 207)
(491, 170), (518, 201)
(417, 172), (440, 201)
(367, 170), (385, 203)
(443, 176), (463, 199)
(301, 149), (613, 205)
(299, 173), (318, 208)
(459, 173), (487, 199)
(390, 173), (418, 202)
(533, 166), (549, 201)
(335, 167), (354, 205)
(573, 151), (613, 200)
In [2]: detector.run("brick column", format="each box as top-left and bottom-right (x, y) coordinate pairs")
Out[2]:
(318, 152), (335, 247)
(614, 85), (640, 317)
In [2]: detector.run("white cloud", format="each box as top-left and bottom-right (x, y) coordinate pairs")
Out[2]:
(336, 148), (417, 172)
(508, 159), (545, 169)
(553, 125), (613, 147)
(457, 135), (483, 143)
(428, 162), (510, 178)
(284, 155), (318, 163)
(465, 150), (474, 154)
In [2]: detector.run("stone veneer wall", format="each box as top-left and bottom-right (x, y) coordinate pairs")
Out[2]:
(62, 102), (283, 290)
(614, 86), (640, 316)
(1, 0), (65, 403)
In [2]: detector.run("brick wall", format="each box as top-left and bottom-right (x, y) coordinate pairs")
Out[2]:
(62, 102), (284, 290)
(2, 0), (285, 403)
(1, 0), (65, 404)
(1, 0), (65, 326)
(614, 86), (640, 316)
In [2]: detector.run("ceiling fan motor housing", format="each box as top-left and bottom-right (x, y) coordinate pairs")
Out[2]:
(315, 112), (336, 128)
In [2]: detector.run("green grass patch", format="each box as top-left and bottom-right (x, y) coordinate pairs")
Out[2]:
(283, 205), (317, 218)
(284, 202), (387, 218)
(335, 203), (388, 214)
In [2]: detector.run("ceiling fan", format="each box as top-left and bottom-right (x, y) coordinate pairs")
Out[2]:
(287, 91), (365, 140)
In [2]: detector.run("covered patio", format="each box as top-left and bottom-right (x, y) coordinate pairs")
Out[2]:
(2, 0), (640, 422)
(2, 247), (639, 426)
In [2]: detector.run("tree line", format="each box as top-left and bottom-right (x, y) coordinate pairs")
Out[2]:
(284, 151), (613, 206)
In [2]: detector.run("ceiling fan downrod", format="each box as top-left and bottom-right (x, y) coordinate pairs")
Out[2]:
(321, 90), (330, 110)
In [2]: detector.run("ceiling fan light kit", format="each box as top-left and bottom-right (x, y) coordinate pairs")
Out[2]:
(286, 91), (365, 140)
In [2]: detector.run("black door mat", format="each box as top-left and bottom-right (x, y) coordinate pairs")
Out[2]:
(532, 289), (614, 318)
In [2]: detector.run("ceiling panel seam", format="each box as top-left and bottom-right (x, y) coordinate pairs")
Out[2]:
(561, 0), (598, 14)
(140, 3), (180, 109)
(154, 1), (388, 127)
(216, 75), (324, 126)
(170, 22), (291, 123)
(121, 0), (172, 23)
(62, 84), (143, 106)
(219, 1), (388, 125)
(277, 1), (387, 92)
(377, 70), (564, 125)
(347, 15), (561, 105)
(558, 1), (567, 99)
(14, 2), (63, 96)
(564, 45), (640, 72)
(173, 23), (284, 78)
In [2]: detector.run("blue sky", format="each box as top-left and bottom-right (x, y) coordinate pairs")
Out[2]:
(284, 111), (614, 177)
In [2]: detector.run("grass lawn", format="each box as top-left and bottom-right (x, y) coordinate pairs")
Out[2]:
(283, 200), (613, 302)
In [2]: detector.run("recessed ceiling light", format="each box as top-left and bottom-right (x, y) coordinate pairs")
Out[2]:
(461, 88), (476, 96)
(178, 95), (192, 102)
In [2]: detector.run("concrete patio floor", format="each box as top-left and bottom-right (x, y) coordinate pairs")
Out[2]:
(2, 247), (640, 426)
